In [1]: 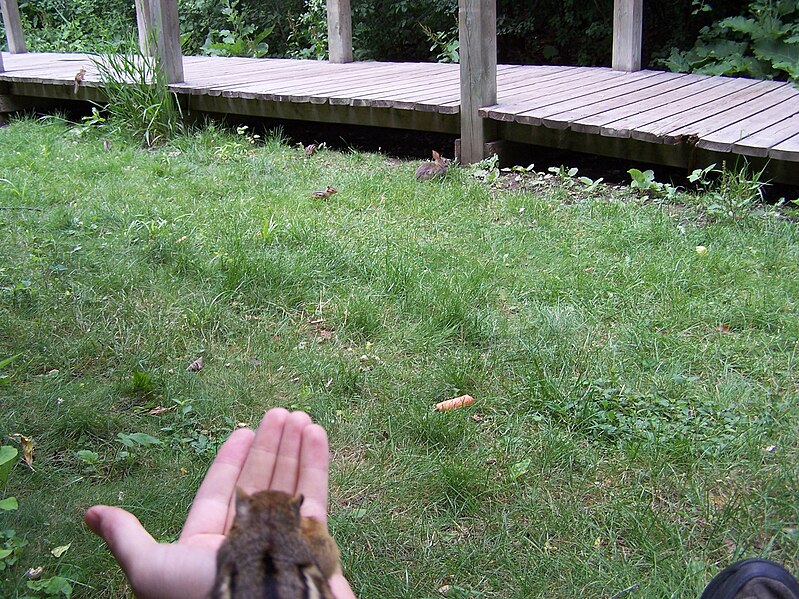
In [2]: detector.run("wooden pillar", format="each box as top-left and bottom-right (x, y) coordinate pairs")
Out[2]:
(327, 0), (352, 63)
(135, 0), (156, 55)
(612, 0), (643, 71)
(458, 0), (497, 165)
(0, 0), (27, 54)
(148, 0), (183, 83)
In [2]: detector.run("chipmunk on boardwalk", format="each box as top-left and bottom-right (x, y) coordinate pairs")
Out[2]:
(210, 489), (340, 599)
(73, 66), (86, 94)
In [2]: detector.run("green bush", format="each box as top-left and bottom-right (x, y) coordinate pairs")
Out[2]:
(663, 0), (799, 81)
(9, 0), (133, 52)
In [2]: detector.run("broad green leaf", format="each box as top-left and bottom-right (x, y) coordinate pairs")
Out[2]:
(27, 575), (73, 597)
(0, 497), (19, 511)
(0, 446), (18, 485)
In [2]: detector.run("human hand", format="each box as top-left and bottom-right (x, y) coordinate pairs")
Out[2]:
(84, 408), (356, 599)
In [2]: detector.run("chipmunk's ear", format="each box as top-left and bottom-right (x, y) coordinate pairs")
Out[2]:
(234, 488), (252, 522)
(290, 494), (304, 517)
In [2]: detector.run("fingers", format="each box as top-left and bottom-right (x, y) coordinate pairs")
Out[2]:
(268, 411), (314, 492)
(234, 407), (289, 493)
(329, 573), (358, 599)
(237, 408), (312, 494)
(84, 505), (158, 581)
(180, 426), (255, 540)
(296, 423), (330, 523)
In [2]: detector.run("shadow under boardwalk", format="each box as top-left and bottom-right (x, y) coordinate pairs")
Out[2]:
(2, 52), (798, 182)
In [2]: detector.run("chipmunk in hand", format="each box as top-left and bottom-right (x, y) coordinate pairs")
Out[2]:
(210, 489), (341, 599)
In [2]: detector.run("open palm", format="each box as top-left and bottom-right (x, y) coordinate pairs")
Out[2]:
(85, 409), (355, 599)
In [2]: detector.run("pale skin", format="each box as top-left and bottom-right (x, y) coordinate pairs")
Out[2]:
(84, 408), (357, 599)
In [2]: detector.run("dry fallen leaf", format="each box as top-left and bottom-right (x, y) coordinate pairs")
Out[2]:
(25, 566), (44, 580)
(318, 329), (334, 342)
(10, 434), (34, 470)
(51, 544), (71, 558)
(148, 405), (171, 416)
(186, 356), (204, 372)
(717, 323), (732, 334)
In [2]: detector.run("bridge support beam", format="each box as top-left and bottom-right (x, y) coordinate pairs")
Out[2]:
(146, 0), (183, 83)
(0, 0), (27, 54)
(612, 0), (643, 71)
(327, 0), (353, 63)
(134, 0), (156, 55)
(458, 0), (497, 165)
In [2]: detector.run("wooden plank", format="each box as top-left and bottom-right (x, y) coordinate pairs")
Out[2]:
(327, 0), (352, 63)
(494, 69), (664, 126)
(459, 0), (496, 164)
(631, 79), (781, 143)
(769, 129), (799, 161)
(597, 76), (753, 138)
(490, 67), (619, 110)
(223, 63), (452, 104)
(535, 72), (700, 133)
(686, 85), (799, 152)
(536, 72), (692, 129)
(0, 0), (26, 53)
(731, 112), (799, 157)
(612, 0), (642, 71)
(148, 0), (183, 83)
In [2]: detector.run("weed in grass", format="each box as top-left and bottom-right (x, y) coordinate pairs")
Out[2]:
(91, 37), (183, 147)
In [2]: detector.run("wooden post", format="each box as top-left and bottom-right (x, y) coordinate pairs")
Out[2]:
(327, 0), (352, 63)
(148, 0), (183, 83)
(135, 0), (156, 55)
(612, 0), (643, 71)
(0, 0), (27, 54)
(458, 0), (496, 165)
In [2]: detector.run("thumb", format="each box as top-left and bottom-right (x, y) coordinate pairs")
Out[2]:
(84, 505), (157, 580)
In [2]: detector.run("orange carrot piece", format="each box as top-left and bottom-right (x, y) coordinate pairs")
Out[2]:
(434, 394), (475, 412)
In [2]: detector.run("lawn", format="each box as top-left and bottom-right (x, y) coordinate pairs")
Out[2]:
(1, 117), (798, 598)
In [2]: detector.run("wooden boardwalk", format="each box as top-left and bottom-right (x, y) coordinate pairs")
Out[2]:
(2, 52), (798, 180)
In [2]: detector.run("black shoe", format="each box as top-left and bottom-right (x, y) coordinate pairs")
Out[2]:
(701, 559), (799, 599)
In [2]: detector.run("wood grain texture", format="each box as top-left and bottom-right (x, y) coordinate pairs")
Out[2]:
(0, 0), (27, 53)
(134, 0), (155, 55)
(148, 0), (183, 83)
(459, 0), (497, 164)
(612, 0), (642, 71)
(327, 0), (353, 63)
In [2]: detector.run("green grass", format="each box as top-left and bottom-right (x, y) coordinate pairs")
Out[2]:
(1, 117), (798, 598)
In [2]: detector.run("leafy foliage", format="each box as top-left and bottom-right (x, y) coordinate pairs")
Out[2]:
(663, 0), (799, 81)
(285, 0), (329, 60)
(5, 0), (133, 52)
(200, 0), (273, 58)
